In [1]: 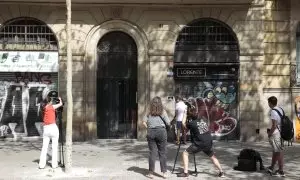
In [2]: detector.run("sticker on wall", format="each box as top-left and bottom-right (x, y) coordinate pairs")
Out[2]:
(167, 60), (174, 77)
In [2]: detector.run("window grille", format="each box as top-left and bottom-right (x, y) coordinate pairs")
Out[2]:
(0, 18), (58, 51)
(176, 19), (238, 50)
(296, 24), (300, 86)
(175, 19), (239, 63)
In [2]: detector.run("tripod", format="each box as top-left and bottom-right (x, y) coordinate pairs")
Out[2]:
(56, 110), (65, 167)
(172, 139), (198, 176)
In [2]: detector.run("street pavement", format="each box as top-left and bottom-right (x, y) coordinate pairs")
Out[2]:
(0, 139), (299, 180)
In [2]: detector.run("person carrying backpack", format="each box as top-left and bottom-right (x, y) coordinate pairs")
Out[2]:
(266, 96), (285, 177)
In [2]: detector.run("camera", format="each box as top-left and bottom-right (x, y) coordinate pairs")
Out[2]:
(47, 90), (64, 112)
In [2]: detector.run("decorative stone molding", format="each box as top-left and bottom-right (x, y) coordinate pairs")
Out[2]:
(111, 6), (123, 18)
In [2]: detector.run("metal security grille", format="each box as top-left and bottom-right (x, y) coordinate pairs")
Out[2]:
(175, 19), (239, 63)
(174, 19), (240, 140)
(0, 18), (58, 51)
(0, 72), (58, 137)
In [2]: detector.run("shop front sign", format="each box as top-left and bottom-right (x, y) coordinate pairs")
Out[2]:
(176, 67), (206, 78)
(0, 51), (58, 72)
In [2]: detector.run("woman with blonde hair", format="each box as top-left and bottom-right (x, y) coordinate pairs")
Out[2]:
(143, 96), (170, 179)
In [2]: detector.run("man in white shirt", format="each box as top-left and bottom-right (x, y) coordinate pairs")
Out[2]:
(175, 96), (187, 144)
(266, 96), (285, 177)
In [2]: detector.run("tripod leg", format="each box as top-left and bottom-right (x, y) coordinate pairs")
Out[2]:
(59, 127), (62, 165)
(59, 121), (64, 167)
(193, 153), (197, 176)
(57, 114), (64, 167)
(172, 142), (181, 173)
(61, 137), (64, 166)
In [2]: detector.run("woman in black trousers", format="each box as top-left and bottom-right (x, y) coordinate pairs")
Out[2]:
(143, 96), (170, 179)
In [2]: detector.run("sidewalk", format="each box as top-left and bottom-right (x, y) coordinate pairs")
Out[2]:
(0, 139), (299, 180)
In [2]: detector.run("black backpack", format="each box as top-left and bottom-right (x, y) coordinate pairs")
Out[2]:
(272, 108), (294, 141)
(233, 149), (264, 172)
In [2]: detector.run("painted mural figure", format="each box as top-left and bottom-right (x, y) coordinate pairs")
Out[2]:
(1, 85), (24, 133)
(22, 84), (30, 135)
(26, 86), (45, 136)
(176, 81), (238, 139)
(294, 96), (300, 142)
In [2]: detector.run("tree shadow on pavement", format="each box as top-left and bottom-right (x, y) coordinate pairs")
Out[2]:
(0, 141), (41, 153)
(32, 159), (52, 167)
(127, 166), (163, 179)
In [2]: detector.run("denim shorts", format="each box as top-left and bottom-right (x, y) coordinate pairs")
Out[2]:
(176, 121), (183, 130)
(186, 143), (214, 157)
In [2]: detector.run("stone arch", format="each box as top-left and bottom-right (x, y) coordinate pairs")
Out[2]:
(84, 20), (149, 139)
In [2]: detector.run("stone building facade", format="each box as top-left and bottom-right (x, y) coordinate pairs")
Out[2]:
(0, 0), (299, 142)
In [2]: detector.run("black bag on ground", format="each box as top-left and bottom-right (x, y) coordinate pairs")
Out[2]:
(272, 108), (294, 141)
(233, 149), (264, 172)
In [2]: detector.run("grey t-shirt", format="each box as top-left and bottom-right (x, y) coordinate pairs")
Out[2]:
(144, 111), (170, 129)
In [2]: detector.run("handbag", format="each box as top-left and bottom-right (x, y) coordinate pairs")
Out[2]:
(159, 115), (170, 131)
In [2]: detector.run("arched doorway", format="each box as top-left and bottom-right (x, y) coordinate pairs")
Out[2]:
(0, 17), (59, 137)
(174, 18), (240, 140)
(97, 31), (137, 139)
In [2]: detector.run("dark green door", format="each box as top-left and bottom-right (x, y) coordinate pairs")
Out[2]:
(97, 31), (137, 139)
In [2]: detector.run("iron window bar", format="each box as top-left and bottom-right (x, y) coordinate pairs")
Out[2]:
(176, 20), (238, 51)
(0, 19), (58, 51)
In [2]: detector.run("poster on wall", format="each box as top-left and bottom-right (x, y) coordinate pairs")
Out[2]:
(0, 51), (58, 72)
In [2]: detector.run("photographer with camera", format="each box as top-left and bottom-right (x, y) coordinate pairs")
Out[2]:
(38, 95), (63, 169)
(177, 105), (225, 178)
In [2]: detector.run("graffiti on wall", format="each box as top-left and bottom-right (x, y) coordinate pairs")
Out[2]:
(0, 72), (57, 138)
(294, 96), (300, 142)
(176, 81), (239, 139)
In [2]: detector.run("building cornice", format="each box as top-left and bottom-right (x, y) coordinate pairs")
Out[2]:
(0, 0), (256, 7)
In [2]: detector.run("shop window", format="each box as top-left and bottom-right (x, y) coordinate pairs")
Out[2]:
(0, 17), (58, 51)
(296, 24), (300, 85)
